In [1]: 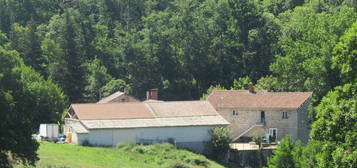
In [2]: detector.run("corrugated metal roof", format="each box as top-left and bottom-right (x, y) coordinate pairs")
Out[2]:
(66, 120), (89, 133)
(147, 101), (218, 117)
(81, 115), (229, 129)
(69, 101), (229, 130)
(208, 90), (312, 109)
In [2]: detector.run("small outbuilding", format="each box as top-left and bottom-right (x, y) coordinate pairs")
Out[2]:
(64, 101), (229, 153)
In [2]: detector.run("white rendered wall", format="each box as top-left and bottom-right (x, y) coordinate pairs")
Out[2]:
(76, 126), (214, 146)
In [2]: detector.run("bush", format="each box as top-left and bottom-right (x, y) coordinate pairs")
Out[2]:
(168, 162), (191, 168)
(207, 127), (232, 162)
(81, 140), (92, 147)
(192, 158), (209, 167)
(252, 136), (262, 148)
(133, 147), (145, 154)
(116, 142), (135, 151)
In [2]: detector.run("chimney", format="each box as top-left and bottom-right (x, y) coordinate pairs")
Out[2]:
(248, 83), (255, 93)
(124, 88), (129, 95)
(146, 91), (150, 100)
(150, 89), (158, 100)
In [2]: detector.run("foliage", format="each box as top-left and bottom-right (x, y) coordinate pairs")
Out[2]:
(267, 136), (301, 168)
(0, 0), (355, 102)
(101, 79), (130, 98)
(231, 76), (252, 90)
(252, 136), (263, 148)
(84, 58), (112, 102)
(168, 162), (191, 168)
(311, 83), (356, 146)
(270, 6), (357, 103)
(207, 127), (232, 162)
(45, 9), (88, 103)
(0, 43), (66, 168)
(255, 75), (281, 91)
(332, 21), (357, 84)
(200, 85), (225, 100)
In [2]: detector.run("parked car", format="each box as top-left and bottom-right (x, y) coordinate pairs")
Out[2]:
(55, 135), (66, 143)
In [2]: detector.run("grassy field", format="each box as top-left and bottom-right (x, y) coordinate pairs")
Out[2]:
(16, 141), (225, 168)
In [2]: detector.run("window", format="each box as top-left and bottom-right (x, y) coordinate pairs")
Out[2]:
(232, 110), (238, 117)
(282, 112), (288, 119)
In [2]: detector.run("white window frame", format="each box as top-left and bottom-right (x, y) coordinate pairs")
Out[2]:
(282, 111), (288, 119)
(269, 128), (278, 140)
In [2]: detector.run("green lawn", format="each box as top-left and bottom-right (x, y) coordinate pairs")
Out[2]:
(16, 141), (225, 168)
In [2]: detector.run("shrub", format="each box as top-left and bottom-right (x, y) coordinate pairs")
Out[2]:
(133, 147), (145, 154)
(81, 140), (92, 147)
(168, 162), (191, 168)
(192, 158), (209, 167)
(207, 127), (232, 162)
(168, 138), (176, 145)
(116, 142), (135, 151)
(252, 136), (262, 148)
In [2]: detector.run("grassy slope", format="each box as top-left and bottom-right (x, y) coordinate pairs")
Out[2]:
(18, 141), (224, 168)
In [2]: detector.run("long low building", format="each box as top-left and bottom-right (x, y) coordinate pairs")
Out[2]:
(64, 101), (229, 152)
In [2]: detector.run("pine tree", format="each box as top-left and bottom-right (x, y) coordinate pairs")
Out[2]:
(61, 10), (87, 102)
(24, 20), (45, 74)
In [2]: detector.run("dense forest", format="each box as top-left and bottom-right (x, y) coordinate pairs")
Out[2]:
(0, 0), (356, 167)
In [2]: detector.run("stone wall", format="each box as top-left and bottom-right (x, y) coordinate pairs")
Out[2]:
(229, 149), (273, 168)
(297, 99), (311, 143)
(217, 107), (299, 141)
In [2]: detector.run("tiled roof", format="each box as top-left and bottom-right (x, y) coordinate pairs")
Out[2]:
(207, 90), (312, 109)
(147, 101), (218, 118)
(70, 103), (155, 120)
(97, 91), (124, 103)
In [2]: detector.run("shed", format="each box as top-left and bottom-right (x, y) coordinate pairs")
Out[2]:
(64, 101), (229, 153)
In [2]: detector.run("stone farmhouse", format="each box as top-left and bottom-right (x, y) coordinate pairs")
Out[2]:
(207, 85), (312, 143)
(64, 87), (312, 151)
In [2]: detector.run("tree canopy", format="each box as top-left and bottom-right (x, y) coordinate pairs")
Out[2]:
(0, 41), (66, 167)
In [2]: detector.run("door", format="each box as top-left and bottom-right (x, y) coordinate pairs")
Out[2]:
(261, 111), (265, 123)
(269, 128), (277, 142)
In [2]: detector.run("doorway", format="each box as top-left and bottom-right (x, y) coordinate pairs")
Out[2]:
(269, 128), (277, 142)
(261, 111), (265, 123)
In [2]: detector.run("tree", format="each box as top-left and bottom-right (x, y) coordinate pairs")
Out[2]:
(207, 127), (232, 163)
(294, 140), (336, 168)
(231, 76), (252, 90)
(46, 9), (88, 103)
(101, 79), (130, 98)
(200, 85), (225, 100)
(0, 44), (66, 168)
(85, 58), (112, 102)
(24, 20), (45, 74)
(311, 83), (356, 146)
(255, 75), (281, 91)
(332, 21), (357, 84)
(270, 6), (357, 103)
(267, 136), (301, 168)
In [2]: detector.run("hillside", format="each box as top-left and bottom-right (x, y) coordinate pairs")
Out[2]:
(15, 141), (224, 168)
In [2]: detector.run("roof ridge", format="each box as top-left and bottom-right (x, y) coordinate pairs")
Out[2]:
(143, 102), (158, 117)
(145, 100), (208, 103)
(72, 102), (145, 105)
